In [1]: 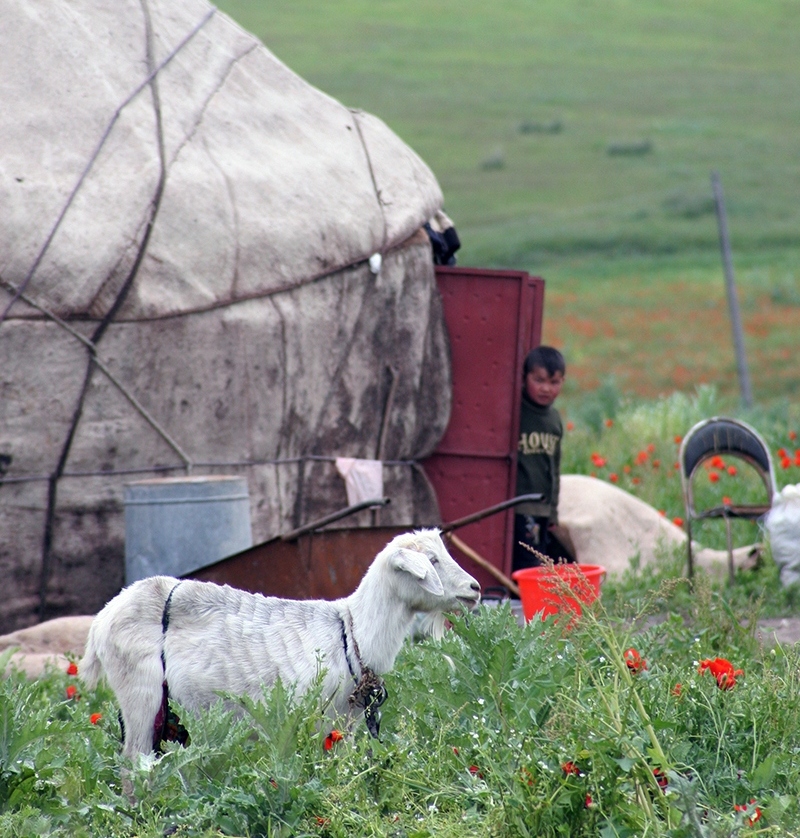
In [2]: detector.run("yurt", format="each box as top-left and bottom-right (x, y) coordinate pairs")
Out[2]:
(0, 0), (454, 630)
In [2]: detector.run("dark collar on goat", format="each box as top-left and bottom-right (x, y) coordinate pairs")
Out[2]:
(339, 610), (388, 739)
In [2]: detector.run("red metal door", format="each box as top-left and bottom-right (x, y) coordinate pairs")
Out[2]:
(422, 267), (544, 588)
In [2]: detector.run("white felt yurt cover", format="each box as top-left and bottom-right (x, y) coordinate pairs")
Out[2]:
(0, 0), (451, 630)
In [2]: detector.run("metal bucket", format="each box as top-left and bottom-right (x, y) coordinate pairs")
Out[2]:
(124, 476), (252, 584)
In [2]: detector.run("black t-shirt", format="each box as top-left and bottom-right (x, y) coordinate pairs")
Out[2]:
(514, 392), (563, 523)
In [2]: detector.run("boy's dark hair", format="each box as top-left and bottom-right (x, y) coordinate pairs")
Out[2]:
(523, 345), (566, 378)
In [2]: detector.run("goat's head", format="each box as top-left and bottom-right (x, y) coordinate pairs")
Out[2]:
(379, 529), (480, 622)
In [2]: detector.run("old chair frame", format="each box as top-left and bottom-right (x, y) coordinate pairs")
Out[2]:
(679, 417), (776, 583)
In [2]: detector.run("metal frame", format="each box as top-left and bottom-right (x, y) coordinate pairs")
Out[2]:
(678, 416), (776, 582)
(421, 266), (545, 587)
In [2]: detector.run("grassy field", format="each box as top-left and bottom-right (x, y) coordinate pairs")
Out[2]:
(4, 12), (794, 833)
(9, 399), (800, 836)
(214, 0), (800, 408)
(544, 251), (800, 405)
(4, 595), (800, 836)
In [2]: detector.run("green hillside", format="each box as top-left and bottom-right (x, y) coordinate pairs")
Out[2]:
(215, 0), (799, 265)
(213, 0), (800, 405)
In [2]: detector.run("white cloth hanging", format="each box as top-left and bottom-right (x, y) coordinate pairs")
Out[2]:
(335, 458), (384, 506)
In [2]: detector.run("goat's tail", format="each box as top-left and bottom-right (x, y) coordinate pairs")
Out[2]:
(79, 618), (103, 690)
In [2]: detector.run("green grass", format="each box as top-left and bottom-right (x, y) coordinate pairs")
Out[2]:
(213, 0), (800, 407)
(542, 249), (800, 403)
(4, 599), (800, 836)
(6, 384), (800, 834)
(214, 0), (800, 266)
(6, 11), (793, 833)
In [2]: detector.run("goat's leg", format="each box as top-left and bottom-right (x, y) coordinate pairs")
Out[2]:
(113, 655), (167, 760)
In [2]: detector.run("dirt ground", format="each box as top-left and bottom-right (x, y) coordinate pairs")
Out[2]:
(755, 617), (800, 646)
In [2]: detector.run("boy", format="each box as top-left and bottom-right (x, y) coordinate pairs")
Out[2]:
(513, 346), (576, 570)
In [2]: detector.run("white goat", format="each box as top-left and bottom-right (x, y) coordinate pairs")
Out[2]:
(80, 528), (480, 758)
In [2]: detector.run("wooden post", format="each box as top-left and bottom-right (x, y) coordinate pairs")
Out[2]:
(711, 171), (753, 408)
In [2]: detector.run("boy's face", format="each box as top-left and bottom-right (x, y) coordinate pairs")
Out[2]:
(525, 365), (564, 407)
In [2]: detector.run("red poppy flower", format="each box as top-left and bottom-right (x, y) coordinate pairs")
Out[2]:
(323, 729), (344, 750)
(673, 517), (684, 527)
(647, 443), (656, 453)
(623, 464), (631, 474)
(624, 647), (646, 674)
(710, 455), (725, 469)
(722, 496), (732, 506)
(777, 448), (788, 458)
(566, 421), (575, 431)
(674, 435), (683, 444)
(90, 712), (102, 724)
(734, 799), (762, 826)
(591, 452), (607, 468)
(652, 768), (668, 790)
(605, 419), (614, 428)
(671, 683), (682, 697)
(790, 431), (798, 441)
(698, 657), (743, 690)
(782, 456), (792, 469)
(469, 765), (484, 778)
(673, 461), (680, 470)
(561, 760), (580, 776)
(314, 816), (330, 827)
(652, 459), (660, 468)
(585, 793), (594, 808)
(66, 661), (79, 676)
(66, 685), (79, 700)
(609, 473), (618, 483)
(727, 465), (738, 476)
(636, 451), (649, 465)
(708, 471), (720, 483)
(632, 477), (641, 485)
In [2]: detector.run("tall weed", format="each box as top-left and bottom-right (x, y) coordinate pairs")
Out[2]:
(2, 603), (800, 836)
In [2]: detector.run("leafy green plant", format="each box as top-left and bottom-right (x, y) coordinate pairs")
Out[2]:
(561, 385), (800, 554)
(4, 394), (800, 835)
(3, 597), (800, 836)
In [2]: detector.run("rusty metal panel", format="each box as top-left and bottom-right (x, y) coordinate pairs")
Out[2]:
(187, 527), (405, 599)
(422, 267), (544, 588)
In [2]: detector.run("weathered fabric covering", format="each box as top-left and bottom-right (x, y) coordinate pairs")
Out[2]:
(0, 0), (451, 631)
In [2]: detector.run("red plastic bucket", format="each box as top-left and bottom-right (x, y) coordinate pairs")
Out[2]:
(511, 564), (607, 622)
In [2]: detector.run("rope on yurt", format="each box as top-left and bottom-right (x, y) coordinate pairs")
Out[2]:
(31, 11), (217, 620)
(349, 109), (389, 257)
(0, 277), (192, 468)
(0, 9), (216, 331)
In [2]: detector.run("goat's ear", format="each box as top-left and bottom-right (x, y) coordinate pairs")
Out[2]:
(389, 548), (444, 596)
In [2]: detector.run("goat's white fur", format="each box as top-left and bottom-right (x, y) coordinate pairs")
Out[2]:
(80, 529), (479, 758)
